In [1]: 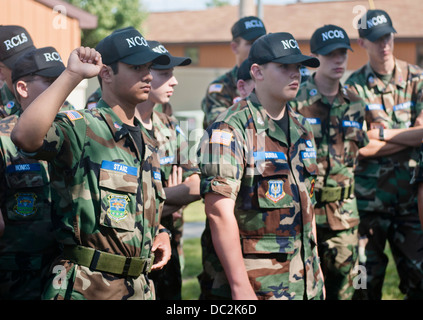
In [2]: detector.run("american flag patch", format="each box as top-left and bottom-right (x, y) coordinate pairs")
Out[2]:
(208, 83), (223, 93)
(61, 110), (83, 121)
(210, 130), (233, 146)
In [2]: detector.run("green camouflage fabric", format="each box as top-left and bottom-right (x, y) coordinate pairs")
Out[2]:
(22, 99), (165, 300)
(85, 87), (102, 110)
(149, 109), (200, 300)
(201, 66), (240, 129)
(346, 59), (423, 299)
(0, 114), (59, 300)
(0, 83), (21, 118)
(290, 75), (368, 299)
(197, 91), (324, 300)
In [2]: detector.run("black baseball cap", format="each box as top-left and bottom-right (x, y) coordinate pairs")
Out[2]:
(237, 59), (253, 81)
(310, 25), (353, 55)
(148, 40), (191, 70)
(12, 46), (65, 83)
(231, 16), (266, 41)
(358, 9), (396, 42)
(95, 27), (170, 66)
(249, 32), (320, 68)
(0, 25), (36, 69)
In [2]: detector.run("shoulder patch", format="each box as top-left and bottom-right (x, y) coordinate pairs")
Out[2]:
(210, 129), (233, 146)
(59, 110), (83, 121)
(208, 83), (223, 93)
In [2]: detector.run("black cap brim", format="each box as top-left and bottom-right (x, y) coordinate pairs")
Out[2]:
(366, 26), (397, 42)
(2, 45), (36, 69)
(120, 51), (170, 66)
(314, 42), (353, 56)
(152, 56), (192, 70)
(273, 54), (320, 68)
(242, 29), (267, 41)
(36, 65), (66, 79)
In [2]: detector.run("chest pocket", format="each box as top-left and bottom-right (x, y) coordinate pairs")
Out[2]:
(342, 120), (362, 168)
(98, 161), (138, 232)
(255, 156), (294, 209)
(393, 101), (413, 128)
(306, 118), (323, 139)
(5, 163), (50, 221)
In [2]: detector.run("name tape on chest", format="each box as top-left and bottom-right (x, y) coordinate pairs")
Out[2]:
(6, 163), (41, 173)
(253, 151), (287, 161)
(101, 160), (137, 176)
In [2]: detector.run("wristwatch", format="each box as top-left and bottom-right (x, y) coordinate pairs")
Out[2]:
(379, 126), (384, 141)
(158, 228), (172, 241)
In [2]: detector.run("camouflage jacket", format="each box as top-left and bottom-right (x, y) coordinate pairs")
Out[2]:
(201, 65), (241, 129)
(0, 115), (57, 270)
(85, 87), (102, 110)
(345, 59), (423, 213)
(290, 74), (369, 230)
(197, 91), (323, 300)
(151, 110), (200, 231)
(25, 99), (165, 259)
(0, 84), (21, 118)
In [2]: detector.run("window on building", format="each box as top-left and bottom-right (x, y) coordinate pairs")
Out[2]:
(184, 47), (199, 66)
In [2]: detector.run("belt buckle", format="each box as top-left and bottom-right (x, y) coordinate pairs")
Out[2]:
(143, 258), (152, 274)
(122, 257), (132, 277)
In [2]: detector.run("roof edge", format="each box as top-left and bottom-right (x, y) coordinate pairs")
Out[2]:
(35, 0), (98, 29)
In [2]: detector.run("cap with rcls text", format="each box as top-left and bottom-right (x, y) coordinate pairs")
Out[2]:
(358, 9), (396, 42)
(310, 25), (352, 55)
(95, 27), (170, 66)
(148, 40), (191, 70)
(12, 47), (65, 83)
(0, 25), (36, 69)
(231, 16), (266, 41)
(249, 32), (320, 68)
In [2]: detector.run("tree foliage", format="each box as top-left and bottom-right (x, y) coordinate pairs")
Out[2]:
(64, 0), (148, 48)
(206, 0), (231, 8)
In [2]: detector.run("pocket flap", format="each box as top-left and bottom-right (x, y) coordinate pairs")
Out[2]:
(242, 235), (295, 254)
(99, 161), (138, 194)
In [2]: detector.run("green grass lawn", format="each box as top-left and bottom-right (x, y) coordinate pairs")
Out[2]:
(180, 200), (405, 300)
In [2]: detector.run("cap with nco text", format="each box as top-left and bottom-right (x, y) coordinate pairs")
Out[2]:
(12, 46), (65, 83)
(357, 9), (396, 42)
(0, 25), (36, 69)
(231, 16), (266, 41)
(249, 32), (320, 68)
(95, 27), (170, 66)
(310, 24), (353, 55)
(148, 40), (191, 70)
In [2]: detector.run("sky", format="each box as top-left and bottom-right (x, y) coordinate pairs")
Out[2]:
(142, 0), (326, 12)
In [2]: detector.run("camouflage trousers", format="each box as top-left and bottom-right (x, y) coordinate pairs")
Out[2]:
(42, 258), (155, 300)
(354, 211), (423, 300)
(316, 226), (359, 300)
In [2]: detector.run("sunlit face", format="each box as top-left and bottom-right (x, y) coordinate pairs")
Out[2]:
(361, 33), (394, 64)
(315, 48), (348, 81)
(111, 62), (153, 105)
(149, 68), (178, 104)
(260, 62), (302, 102)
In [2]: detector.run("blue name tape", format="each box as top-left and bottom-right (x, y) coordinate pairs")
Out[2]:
(254, 152), (287, 161)
(6, 163), (41, 173)
(101, 160), (137, 176)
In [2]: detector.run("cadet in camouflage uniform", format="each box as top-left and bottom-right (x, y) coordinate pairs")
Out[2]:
(290, 25), (368, 300)
(0, 25), (36, 118)
(0, 46), (65, 300)
(134, 40), (201, 300)
(11, 27), (172, 300)
(201, 16), (266, 129)
(345, 9), (423, 299)
(197, 32), (323, 300)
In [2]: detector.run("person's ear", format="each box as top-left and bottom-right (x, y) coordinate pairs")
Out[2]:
(99, 65), (113, 84)
(15, 80), (29, 99)
(230, 40), (239, 55)
(357, 38), (366, 49)
(250, 63), (263, 81)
